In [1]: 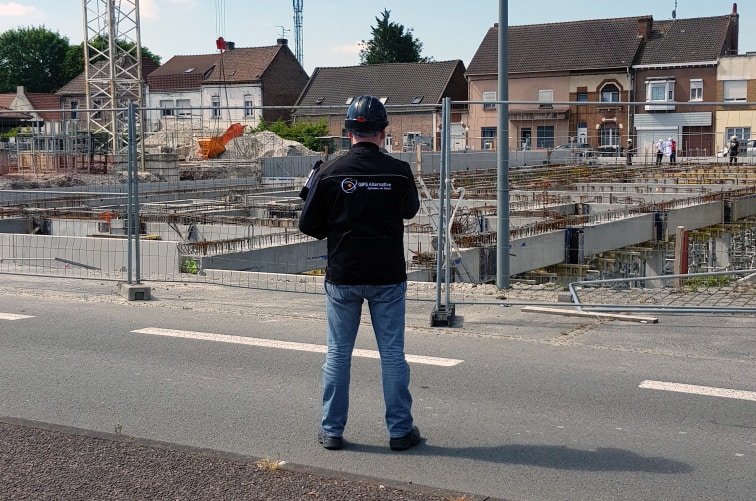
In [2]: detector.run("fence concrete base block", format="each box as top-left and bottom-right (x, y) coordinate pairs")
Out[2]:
(117, 282), (152, 301)
(430, 303), (455, 327)
(557, 293), (573, 303)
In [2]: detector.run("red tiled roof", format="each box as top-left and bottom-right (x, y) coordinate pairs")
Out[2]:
(26, 94), (62, 121)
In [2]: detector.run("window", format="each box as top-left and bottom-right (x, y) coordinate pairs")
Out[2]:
(176, 99), (191, 119)
(345, 96), (354, 105)
(725, 127), (750, 141)
(92, 98), (103, 119)
(600, 124), (619, 147)
(600, 84), (620, 103)
(379, 96), (388, 104)
(69, 100), (78, 120)
(646, 79), (675, 110)
(244, 95), (254, 117)
(536, 126), (554, 149)
(211, 95), (221, 118)
(481, 126), (497, 149)
(538, 89), (553, 108)
(160, 99), (174, 117)
(690, 79), (703, 101)
(411, 96), (423, 104)
(723, 80), (747, 102)
(576, 93), (588, 102)
(482, 91), (496, 110)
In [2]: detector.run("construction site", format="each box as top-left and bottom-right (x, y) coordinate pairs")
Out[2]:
(1, 1), (755, 306)
(1, 122), (756, 293)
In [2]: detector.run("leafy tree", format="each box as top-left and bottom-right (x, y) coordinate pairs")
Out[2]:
(359, 9), (429, 65)
(0, 26), (70, 93)
(255, 118), (330, 151)
(62, 38), (161, 84)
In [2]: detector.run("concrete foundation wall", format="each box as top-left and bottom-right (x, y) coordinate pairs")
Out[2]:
(0, 218), (32, 234)
(0, 234), (179, 275)
(666, 202), (723, 234)
(730, 194), (756, 221)
(509, 231), (568, 275)
(583, 214), (657, 257)
(199, 239), (326, 274)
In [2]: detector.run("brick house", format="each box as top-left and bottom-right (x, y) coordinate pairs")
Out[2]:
(56, 56), (160, 130)
(467, 18), (645, 152)
(144, 39), (308, 132)
(0, 86), (63, 133)
(291, 60), (468, 152)
(716, 52), (756, 151)
(632, 6), (740, 157)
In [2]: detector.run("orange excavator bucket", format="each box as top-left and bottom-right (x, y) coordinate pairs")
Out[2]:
(197, 123), (245, 159)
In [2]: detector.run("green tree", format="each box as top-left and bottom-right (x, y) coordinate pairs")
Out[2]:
(359, 9), (429, 65)
(255, 118), (330, 152)
(61, 38), (161, 84)
(0, 26), (70, 93)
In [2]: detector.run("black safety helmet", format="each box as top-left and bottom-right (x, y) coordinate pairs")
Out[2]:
(344, 95), (389, 133)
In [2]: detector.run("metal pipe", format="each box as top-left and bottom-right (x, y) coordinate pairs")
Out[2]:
(497, 0), (510, 289)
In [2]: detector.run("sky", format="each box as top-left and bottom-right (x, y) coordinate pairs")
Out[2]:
(0, 1), (753, 75)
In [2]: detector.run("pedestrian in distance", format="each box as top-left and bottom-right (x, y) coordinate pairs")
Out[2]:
(656, 139), (664, 165)
(670, 137), (677, 164)
(298, 95), (422, 452)
(626, 138), (633, 166)
(728, 135), (740, 164)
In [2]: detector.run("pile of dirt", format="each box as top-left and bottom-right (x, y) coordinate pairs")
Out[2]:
(225, 130), (318, 158)
(144, 120), (317, 160)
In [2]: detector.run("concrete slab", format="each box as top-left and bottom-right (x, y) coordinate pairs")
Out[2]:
(117, 282), (152, 301)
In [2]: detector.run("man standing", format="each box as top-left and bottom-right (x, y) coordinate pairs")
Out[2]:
(670, 137), (677, 164)
(728, 135), (740, 164)
(299, 95), (422, 452)
(656, 139), (664, 165)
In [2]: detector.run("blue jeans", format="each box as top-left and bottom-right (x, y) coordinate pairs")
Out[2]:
(322, 282), (414, 439)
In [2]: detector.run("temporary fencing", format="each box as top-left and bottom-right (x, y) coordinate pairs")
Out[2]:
(1, 101), (756, 312)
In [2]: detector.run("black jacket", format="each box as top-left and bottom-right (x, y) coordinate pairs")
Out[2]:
(298, 142), (420, 285)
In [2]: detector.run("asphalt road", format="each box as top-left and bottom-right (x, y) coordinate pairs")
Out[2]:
(0, 275), (754, 500)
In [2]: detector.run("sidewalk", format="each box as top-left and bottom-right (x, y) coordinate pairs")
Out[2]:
(1, 417), (484, 501)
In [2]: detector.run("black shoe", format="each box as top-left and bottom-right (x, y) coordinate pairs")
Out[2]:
(389, 426), (422, 451)
(318, 430), (343, 450)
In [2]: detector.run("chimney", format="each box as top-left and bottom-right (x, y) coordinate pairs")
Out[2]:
(637, 17), (652, 40)
(730, 3), (739, 55)
(16, 85), (25, 96)
(277, 38), (288, 46)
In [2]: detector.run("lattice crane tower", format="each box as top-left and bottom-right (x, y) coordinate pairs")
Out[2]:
(293, 0), (303, 66)
(82, 0), (144, 158)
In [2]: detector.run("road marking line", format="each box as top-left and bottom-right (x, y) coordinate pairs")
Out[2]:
(639, 380), (756, 402)
(132, 327), (463, 367)
(0, 313), (34, 321)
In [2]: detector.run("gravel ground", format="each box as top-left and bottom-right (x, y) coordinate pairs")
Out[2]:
(0, 419), (476, 501)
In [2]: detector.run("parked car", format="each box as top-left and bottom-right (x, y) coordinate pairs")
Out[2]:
(595, 145), (624, 157)
(719, 138), (756, 157)
(552, 143), (596, 157)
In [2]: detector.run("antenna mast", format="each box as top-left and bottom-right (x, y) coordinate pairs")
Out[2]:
(293, 0), (303, 66)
